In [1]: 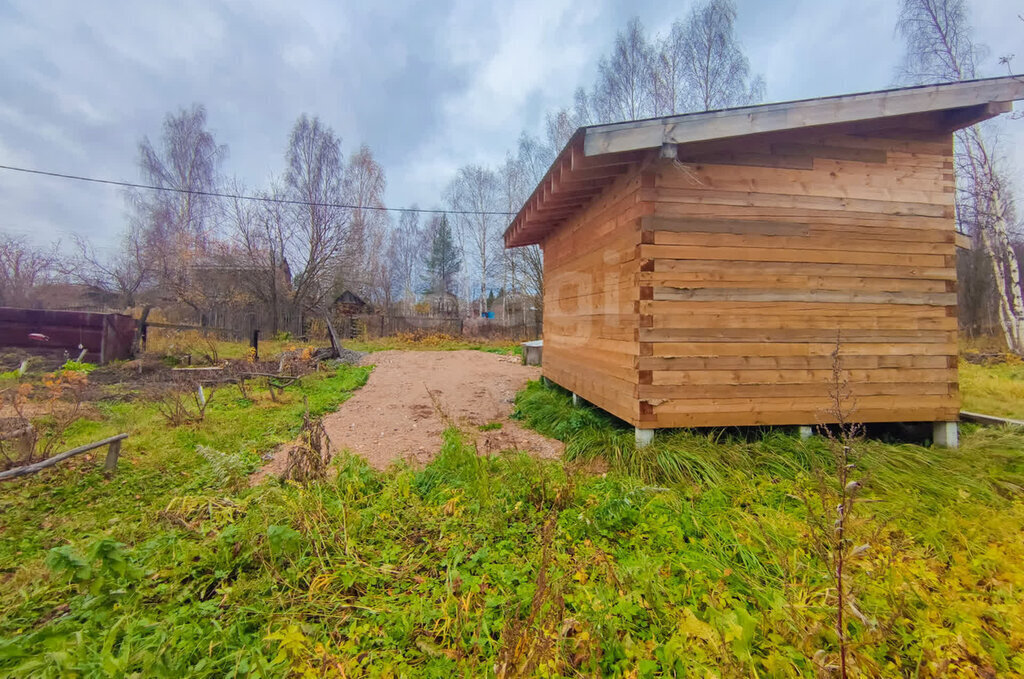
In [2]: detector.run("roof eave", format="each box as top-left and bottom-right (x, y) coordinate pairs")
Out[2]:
(584, 75), (1024, 156)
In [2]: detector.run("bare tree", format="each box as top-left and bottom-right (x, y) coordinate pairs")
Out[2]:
(898, 0), (1024, 351)
(591, 17), (658, 123)
(545, 109), (579, 154)
(362, 221), (399, 309)
(898, 0), (980, 82)
(445, 165), (502, 313)
(342, 145), (387, 298)
(132, 104), (226, 310)
(0, 235), (58, 306)
(503, 141), (547, 322)
(284, 114), (349, 314)
(70, 221), (153, 307)
(224, 179), (292, 333)
(676, 0), (765, 112)
(655, 20), (690, 115)
(393, 208), (422, 302)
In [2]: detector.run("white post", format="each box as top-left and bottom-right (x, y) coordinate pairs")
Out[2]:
(933, 421), (959, 449)
(798, 426), (814, 440)
(635, 428), (654, 448)
(572, 393), (580, 406)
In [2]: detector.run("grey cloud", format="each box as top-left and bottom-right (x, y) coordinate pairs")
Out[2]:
(1, 0), (1022, 251)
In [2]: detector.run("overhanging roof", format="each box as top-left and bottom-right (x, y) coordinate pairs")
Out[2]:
(504, 75), (1024, 248)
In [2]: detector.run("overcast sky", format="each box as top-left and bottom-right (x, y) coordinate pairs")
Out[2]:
(1, 0), (1022, 251)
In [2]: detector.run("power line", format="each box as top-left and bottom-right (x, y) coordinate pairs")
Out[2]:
(0, 163), (515, 217)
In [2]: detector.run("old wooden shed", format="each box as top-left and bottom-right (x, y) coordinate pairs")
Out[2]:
(503, 76), (1024, 448)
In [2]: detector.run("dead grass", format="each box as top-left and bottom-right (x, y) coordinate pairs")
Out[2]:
(960, 355), (1024, 420)
(344, 332), (520, 355)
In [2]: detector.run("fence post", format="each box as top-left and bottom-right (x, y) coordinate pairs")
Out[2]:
(104, 438), (122, 476)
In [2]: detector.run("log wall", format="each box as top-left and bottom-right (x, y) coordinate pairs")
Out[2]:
(542, 128), (960, 428)
(542, 172), (652, 423)
(638, 130), (959, 427)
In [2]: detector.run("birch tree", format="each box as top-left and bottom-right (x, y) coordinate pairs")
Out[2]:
(445, 165), (501, 312)
(284, 114), (349, 313)
(675, 0), (765, 111)
(343, 144), (387, 296)
(898, 0), (1024, 351)
(591, 17), (658, 123)
(394, 209), (422, 302)
(132, 104), (226, 309)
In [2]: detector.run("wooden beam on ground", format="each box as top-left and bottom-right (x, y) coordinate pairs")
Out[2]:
(0, 433), (129, 481)
(960, 410), (1024, 428)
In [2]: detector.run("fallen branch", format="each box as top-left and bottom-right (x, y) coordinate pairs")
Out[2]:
(0, 433), (129, 481)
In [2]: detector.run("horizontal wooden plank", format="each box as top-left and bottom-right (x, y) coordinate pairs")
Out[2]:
(639, 328), (956, 343)
(771, 142), (888, 163)
(650, 230), (952, 255)
(641, 216), (957, 244)
(637, 354), (954, 371)
(544, 363), (639, 424)
(652, 259), (956, 281)
(646, 406), (961, 428)
(651, 287), (957, 306)
(641, 300), (954, 317)
(642, 243), (949, 267)
(646, 187), (951, 219)
(640, 274), (951, 294)
(653, 167), (954, 206)
(646, 312), (957, 331)
(650, 341), (957, 358)
(649, 368), (956, 386)
(639, 381), (953, 399)
(650, 394), (957, 415)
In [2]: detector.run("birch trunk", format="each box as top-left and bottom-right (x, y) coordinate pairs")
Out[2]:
(960, 128), (1024, 354)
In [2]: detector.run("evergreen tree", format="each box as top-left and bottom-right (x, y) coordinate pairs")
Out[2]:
(422, 214), (460, 296)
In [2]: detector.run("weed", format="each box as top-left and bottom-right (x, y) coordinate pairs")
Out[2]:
(0, 370), (88, 469)
(59, 360), (97, 374)
(478, 421), (503, 431)
(154, 381), (218, 425)
(282, 406), (331, 484)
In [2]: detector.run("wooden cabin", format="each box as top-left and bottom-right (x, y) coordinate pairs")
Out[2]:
(503, 76), (1024, 449)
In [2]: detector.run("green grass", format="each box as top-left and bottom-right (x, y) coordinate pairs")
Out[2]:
(960, 357), (1024, 420)
(59, 360), (97, 373)
(2, 358), (1024, 676)
(0, 364), (370, 571)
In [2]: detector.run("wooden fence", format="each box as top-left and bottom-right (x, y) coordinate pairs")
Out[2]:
(0, 307), (136, 363)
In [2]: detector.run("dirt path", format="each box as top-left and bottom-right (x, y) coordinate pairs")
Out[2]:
(319, 350), (562, 469)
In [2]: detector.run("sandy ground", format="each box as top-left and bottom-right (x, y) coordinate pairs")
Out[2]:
(316, 350), (562, 470)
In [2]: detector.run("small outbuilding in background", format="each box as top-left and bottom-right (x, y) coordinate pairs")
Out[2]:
(503, 76), (1024, 449)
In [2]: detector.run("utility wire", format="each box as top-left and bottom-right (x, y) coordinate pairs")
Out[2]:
(0, 163), (516, 217)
